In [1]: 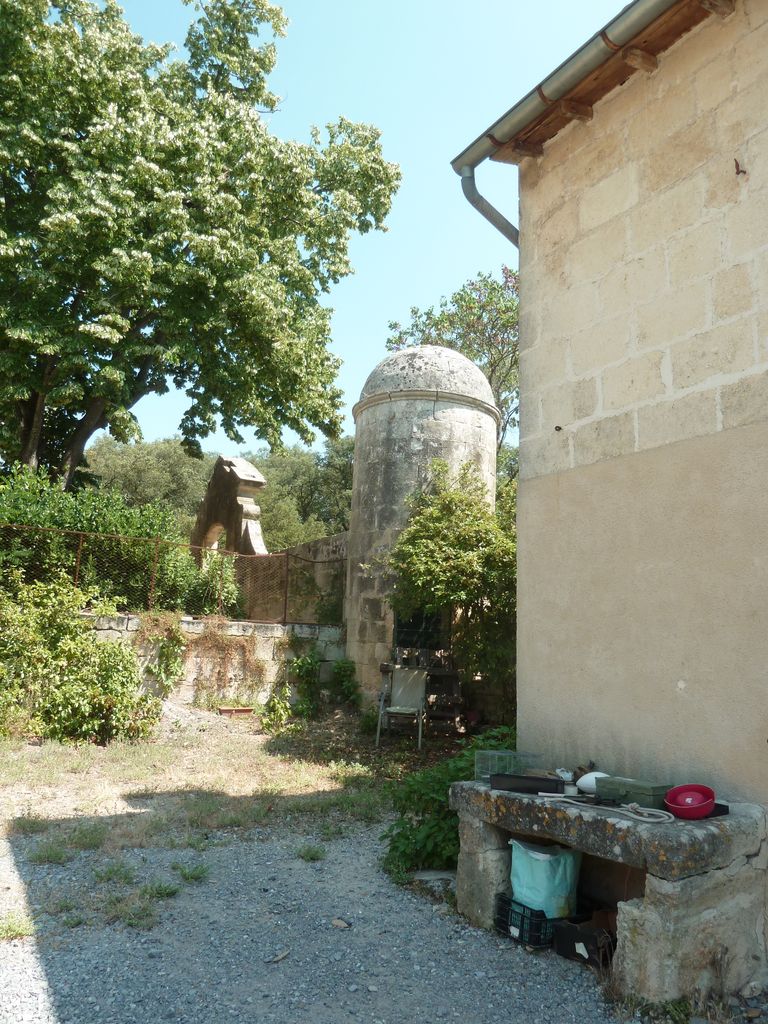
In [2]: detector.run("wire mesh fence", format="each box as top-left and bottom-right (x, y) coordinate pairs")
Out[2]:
(0, 522), (345, 626)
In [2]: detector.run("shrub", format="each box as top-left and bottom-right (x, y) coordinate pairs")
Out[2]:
(0, 572), (160, 742)
(291, 647), (323, 718)
(382, 726), (516, 877)
(388, 462), (517, 717)
(358, 705), (380, 736)
(327, 659), (362, 709)
(0, 466), (241, 615)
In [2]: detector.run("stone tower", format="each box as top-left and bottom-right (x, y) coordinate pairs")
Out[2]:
(346, 345), (500, 695)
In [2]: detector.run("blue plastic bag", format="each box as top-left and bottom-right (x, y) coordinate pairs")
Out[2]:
(509, 839), (581, 919)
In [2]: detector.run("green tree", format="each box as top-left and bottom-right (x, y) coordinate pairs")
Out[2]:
(386, 266), (519, 450)
(85, 436), (217, 533)
(388, 461), (516, 706)
(245, 436), (353, 550)
(0, 0), (399, 488)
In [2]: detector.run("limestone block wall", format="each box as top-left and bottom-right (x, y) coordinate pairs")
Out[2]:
(87, 614), (344, 706)
(515, 0), (768, 804)
(517, 0), (768, 478)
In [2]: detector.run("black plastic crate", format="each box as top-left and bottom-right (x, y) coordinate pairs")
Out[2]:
(494, 894), (556, 948)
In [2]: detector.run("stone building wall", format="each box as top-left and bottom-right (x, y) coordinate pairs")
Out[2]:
(515, 0), (768, 802)
(517, 0), (768, 478)
(87, 614), (344, 707)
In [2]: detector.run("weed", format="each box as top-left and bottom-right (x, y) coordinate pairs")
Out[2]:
(69, 822), (108, 851)
(172, 862), (209, 883)
(62, 913), (85, 929)
(10, 814), (48, 836)
(296, 844), (326, 862)
(48, 897), (77, 915)
(171, 832), (210, 852)
(140, 881), (180, 900)
(0, 911), (34, 940)
(105, 891), (157, 930)
(29, 840), (73, 865)
(94, 860), (134, 884)
(181, 793), (269, 831)
(319, 822), (344, 840)
(358, 706), (379, 735)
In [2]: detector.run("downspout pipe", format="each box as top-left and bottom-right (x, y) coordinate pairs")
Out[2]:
(460, 165), (519, 248)
(454, 0), (681, 245)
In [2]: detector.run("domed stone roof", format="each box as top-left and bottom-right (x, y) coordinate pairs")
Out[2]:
(359, 345), (495, 408)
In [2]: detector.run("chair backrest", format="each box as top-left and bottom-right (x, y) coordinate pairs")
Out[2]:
(390, 667), (427, 708)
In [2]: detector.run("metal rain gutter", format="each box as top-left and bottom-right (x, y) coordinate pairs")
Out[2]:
(454, 0), (681, 245)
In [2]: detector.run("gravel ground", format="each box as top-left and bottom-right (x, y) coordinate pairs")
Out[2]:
(0, 824), (623, 1024)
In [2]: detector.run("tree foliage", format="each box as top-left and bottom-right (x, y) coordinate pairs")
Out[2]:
(85, 436), (217, 532)
(386, 266), (519, 449)
(0, 0), (400, 487)
(388, 461), (516, 697)
(246, 436), (353, 550)
(0, 466), (241, 615)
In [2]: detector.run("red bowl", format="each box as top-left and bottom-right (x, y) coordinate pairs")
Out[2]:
(665, 784), (715, 820)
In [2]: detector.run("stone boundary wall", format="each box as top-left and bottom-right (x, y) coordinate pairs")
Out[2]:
(84, 614), (345, 707)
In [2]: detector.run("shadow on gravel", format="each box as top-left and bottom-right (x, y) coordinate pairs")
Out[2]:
(4, 779), (391, 1023)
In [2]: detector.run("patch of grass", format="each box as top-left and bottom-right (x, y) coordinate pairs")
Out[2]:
(28, 840), (74, 865)
(180, 793), (270, 831)
(47, 897), (77, 915)
(69, 822), (108, 851)
(140, 880), (180, 900)
(171, 861), (209, 883)
(105, 891), (158, 930)
(10, 814), (48, 836)
(1, 711), (464, 858)
(94, 860), (135, 884)
(296, 844), (326, 862)
(327, 759), (375, 787)
(319, 822), (344, 840)
(0, 911), (35, 940)
(166, 831), (210, 852)
(62, 913), (86, 929)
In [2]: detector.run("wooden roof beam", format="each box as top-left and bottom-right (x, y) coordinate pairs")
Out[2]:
(621, 46), (658, 73)
(556, 99), (593, 122)
(698, 0), (735, 16)
(488, 136), (544, 164)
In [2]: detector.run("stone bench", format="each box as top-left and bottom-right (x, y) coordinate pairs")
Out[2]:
(449, 781), (768, 1001)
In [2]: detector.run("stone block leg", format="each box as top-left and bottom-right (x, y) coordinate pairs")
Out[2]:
(455, 814), (511, 929)
(614, 855), (768, 1002)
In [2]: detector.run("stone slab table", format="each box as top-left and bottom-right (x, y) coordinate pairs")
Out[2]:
(449, 781), (768, 1001)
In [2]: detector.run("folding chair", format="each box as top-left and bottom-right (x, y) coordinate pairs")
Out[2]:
(375, 665), (427, 749)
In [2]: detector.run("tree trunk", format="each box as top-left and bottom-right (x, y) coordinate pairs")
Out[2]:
(59, 399), (108, 490)
(17, 392), (46, 469)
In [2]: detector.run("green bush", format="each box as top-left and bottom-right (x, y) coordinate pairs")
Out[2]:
(0, 466), (241, 615)
(291, 647), (323, 719)
(327, 659), (362, 709)
(382, 726), (516, 876)
(358, 705), (380, 736)
(388, 462), (517, 718)
(0, 572), (160, 743)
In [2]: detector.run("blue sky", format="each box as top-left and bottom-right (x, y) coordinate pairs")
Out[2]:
(121, 0), (621, 453)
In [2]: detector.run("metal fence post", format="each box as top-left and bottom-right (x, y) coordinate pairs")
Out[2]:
(282, 551), (289, 624)
(148, 537), (161, 610)
(73, 533), (84, 587)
